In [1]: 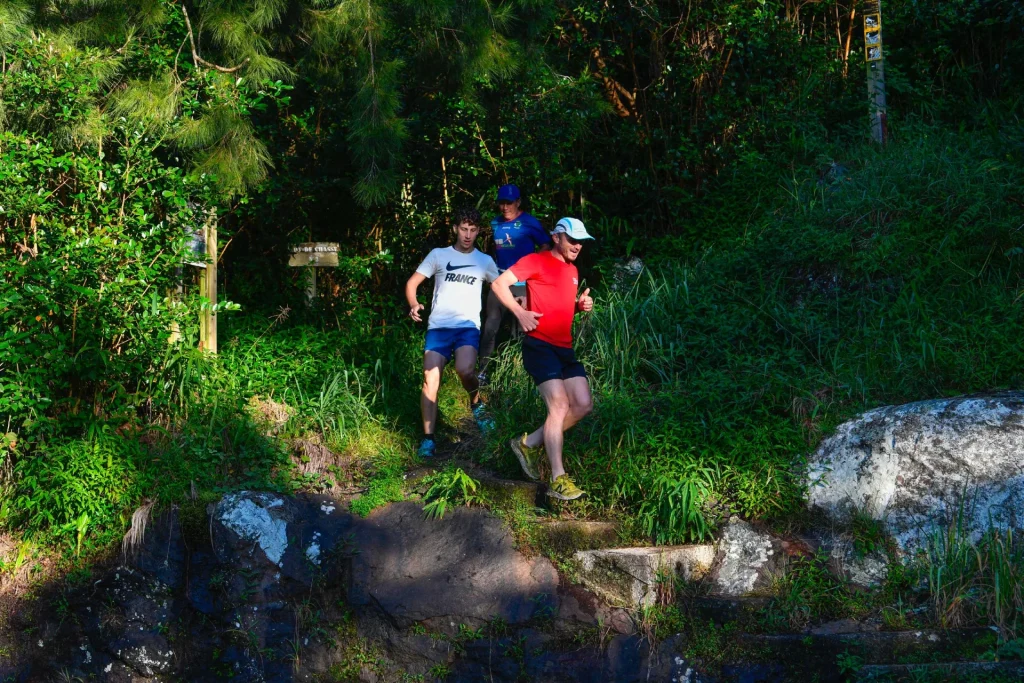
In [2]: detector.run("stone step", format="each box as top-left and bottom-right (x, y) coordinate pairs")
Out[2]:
(856, 661), (1024, 681)
(405, 466), (628, 546)
(533, 519), (622, 552)
(727, 629), (993, 675)
(404, 463), (541, 506)
(679, 595), (771, 627)
(473, 471), (541, 507)
(574, 545), (716, 608)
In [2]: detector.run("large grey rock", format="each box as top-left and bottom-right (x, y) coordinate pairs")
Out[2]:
(349, 501), (559, 628)
(807, 393), (1024, 552)
(708, 519), (783, 596)
(574, 545), (714, 607)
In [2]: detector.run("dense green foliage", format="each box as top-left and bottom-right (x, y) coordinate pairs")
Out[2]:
(1, 0), (1023, 627)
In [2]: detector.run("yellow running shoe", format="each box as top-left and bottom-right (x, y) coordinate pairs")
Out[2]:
(548, 474), (585, 501)
(510, 433), (543, 481)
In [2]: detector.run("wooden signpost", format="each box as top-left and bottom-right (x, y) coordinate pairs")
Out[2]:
(288, 242), (339, 302)
(863, 2), (887, 145)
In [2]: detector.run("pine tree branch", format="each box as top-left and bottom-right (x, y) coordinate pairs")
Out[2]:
(558, 3), (638, 120)
(181, 6), (250, 74)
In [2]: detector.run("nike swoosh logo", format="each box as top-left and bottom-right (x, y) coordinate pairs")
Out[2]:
(446, 263), (473, 271)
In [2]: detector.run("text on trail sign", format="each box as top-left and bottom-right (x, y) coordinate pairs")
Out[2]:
(288, 242), (340, 268)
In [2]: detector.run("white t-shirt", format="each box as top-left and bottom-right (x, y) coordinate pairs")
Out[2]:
(415, 246), (500, 330)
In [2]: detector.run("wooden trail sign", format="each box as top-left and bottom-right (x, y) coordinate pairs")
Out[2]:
(289, 242), (339, 301)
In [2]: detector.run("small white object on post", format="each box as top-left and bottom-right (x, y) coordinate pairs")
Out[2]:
(288, 242), (339, 303)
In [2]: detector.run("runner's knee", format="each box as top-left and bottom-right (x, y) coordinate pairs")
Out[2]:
(575, 394), (594, 416)
(455, 363), (475, 383)
(547, 397), (570, 419)
(422, 368), (441, 391)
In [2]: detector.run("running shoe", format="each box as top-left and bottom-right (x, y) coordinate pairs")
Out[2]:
(548, 474), (585, 501)
(417, 438), (436, 459)
(472, 402), (496, 433)
(510, 433), (543, 481)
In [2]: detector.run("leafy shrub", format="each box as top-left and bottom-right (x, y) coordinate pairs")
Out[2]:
(422, 468), (487, 520)
(637, 475), (711, 544)
(11, 431), (142, 545)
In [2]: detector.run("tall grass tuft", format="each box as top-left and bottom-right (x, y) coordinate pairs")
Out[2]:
(926, 516), (1024, 639)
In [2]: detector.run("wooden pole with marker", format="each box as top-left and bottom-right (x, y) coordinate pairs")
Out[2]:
(863, 2), (887, 145)
(198, 209), (218, 353)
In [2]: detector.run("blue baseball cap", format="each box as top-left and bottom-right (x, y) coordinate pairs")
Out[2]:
(496, 184), (520, 202)
(552, 217), (594, 240)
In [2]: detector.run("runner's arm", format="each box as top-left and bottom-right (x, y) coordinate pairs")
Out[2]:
(405, 272), (428, 322)
(491, 269), (542, 332)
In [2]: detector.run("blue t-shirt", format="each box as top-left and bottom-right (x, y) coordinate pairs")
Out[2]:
(490, 213), (551, 271)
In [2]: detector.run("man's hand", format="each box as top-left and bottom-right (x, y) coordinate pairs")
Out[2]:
(577, 288), (593, 312)
(409, 303), (425, 322)
(515, 309), (543, 333)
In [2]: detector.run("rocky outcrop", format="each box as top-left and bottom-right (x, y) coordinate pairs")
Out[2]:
(349, 501), (560, 628)
(708, 519), (784, 596)
(4, 493), (705, 682)
(807, 393), (1024, 552)
(574, 545), (714, 607)
(573, 519), (788, 604)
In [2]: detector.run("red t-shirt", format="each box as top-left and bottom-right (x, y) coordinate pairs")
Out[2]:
(508, 251), (580, 348)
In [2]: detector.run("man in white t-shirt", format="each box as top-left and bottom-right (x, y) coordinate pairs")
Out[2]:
(405, 207), (500, 458)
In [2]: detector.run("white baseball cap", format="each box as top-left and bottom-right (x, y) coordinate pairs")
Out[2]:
(551, 217), (595, 240)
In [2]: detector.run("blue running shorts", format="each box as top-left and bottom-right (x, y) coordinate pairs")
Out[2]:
(425, 327), (481, 361)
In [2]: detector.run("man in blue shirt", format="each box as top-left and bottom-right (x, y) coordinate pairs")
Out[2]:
(478, 184), (552, 384)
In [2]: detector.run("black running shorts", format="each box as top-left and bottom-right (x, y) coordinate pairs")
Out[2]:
(521, 336), (588, 386)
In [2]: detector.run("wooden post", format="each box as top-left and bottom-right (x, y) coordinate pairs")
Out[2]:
(306, 267), (317, 303)
(167, 283), (182, 345)
(199, 210), (218, 353)
(863, 2), (887, 145)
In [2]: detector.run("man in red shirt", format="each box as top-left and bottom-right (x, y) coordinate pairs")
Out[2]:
(490, 217), (595, 500)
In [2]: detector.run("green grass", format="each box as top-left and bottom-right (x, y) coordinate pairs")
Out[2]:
(926, 514), (1024, 639)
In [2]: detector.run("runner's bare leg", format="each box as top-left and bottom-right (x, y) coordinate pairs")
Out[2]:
(453, 345), (481, 406)
(526, 377), (593, 479)
(525, 376), (592, 443)
(421, 351), (447, 435)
